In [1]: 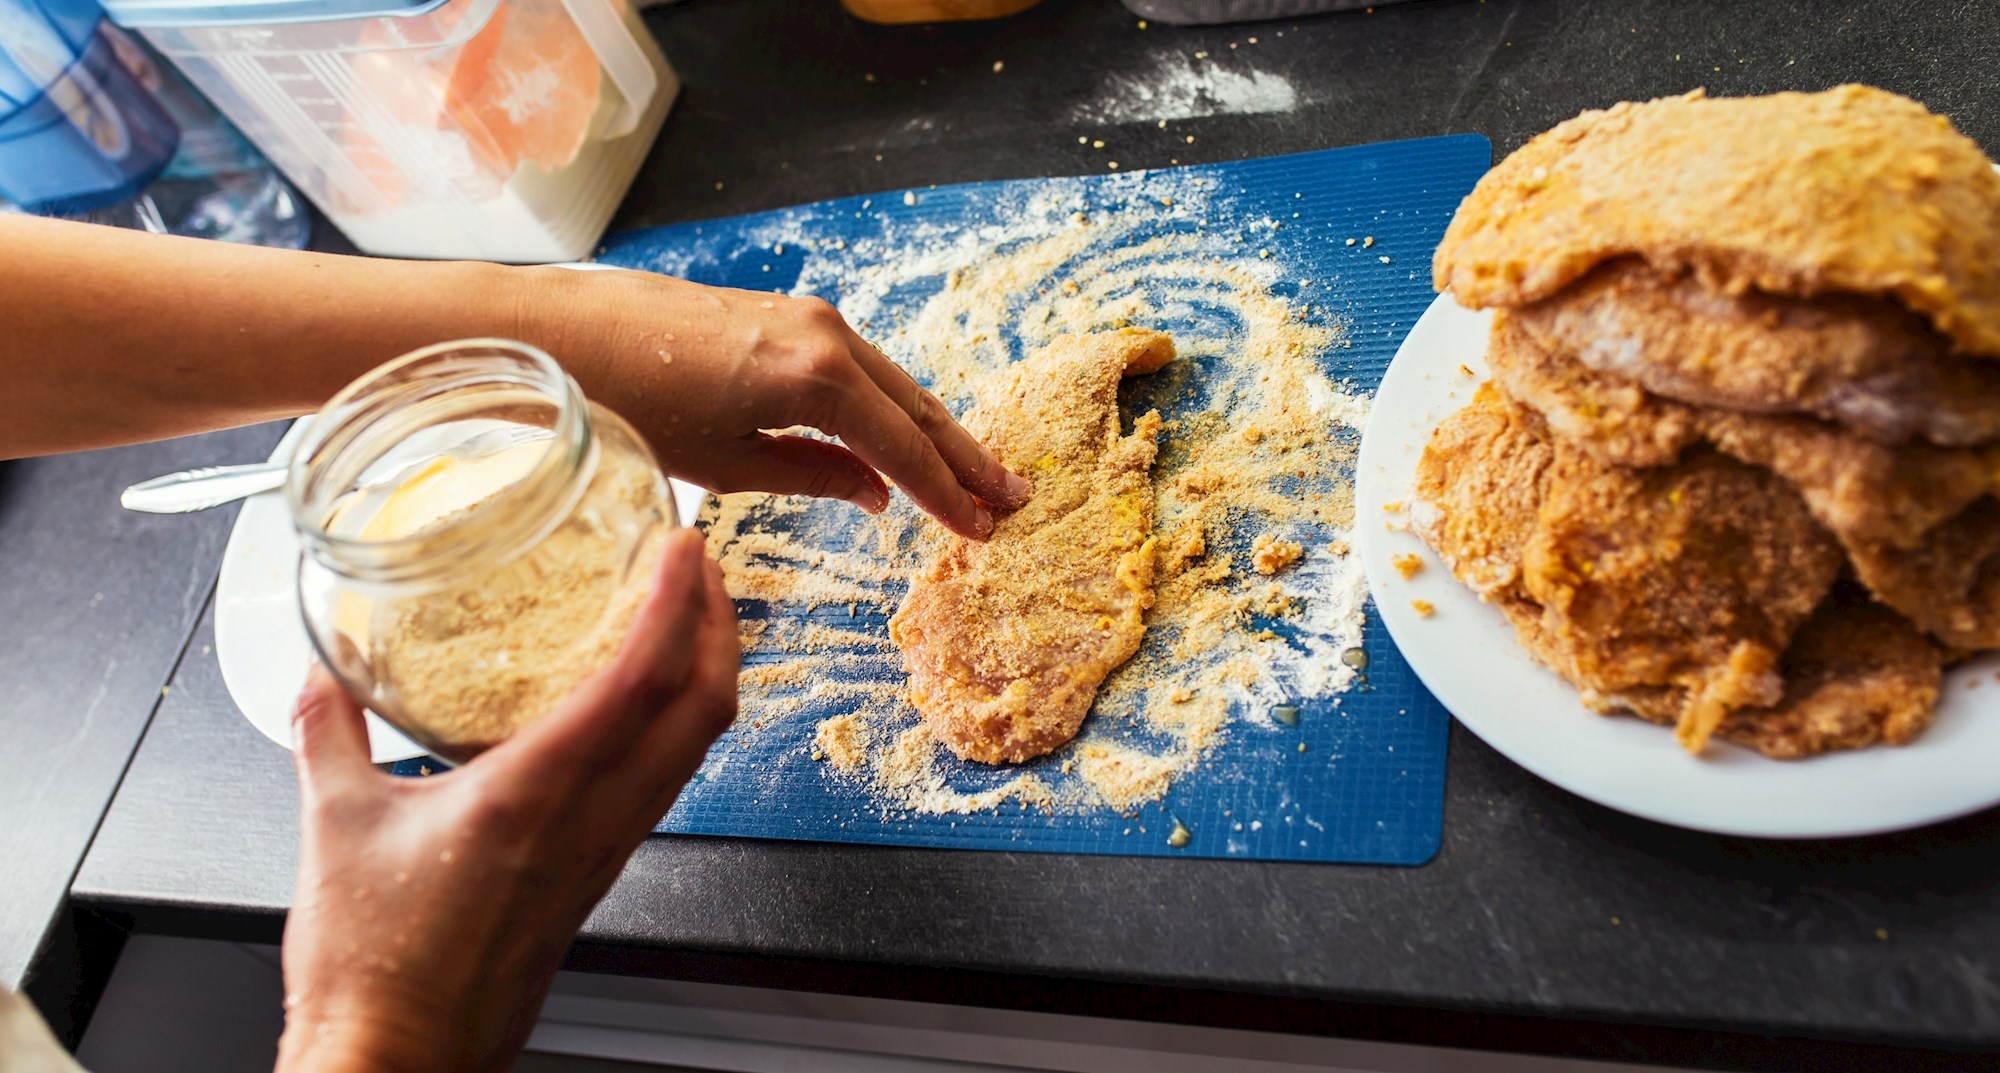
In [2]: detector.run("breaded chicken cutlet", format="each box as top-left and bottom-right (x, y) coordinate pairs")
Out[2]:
(1843, 499), (2000, 651)
(890, 329), (1174, 764)
(1434, 85), (2000, 358)
(1413, 386), (1953, 757)
(1411, 386), (1846, 752)
(1620, 589), (1950, 759)
(1486, 314), (1994, 550)
(1512, 258), (2000, 447)
(1413, 86), (1998, 758)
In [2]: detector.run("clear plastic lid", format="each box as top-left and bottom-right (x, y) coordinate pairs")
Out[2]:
(98, 0), (451, 29)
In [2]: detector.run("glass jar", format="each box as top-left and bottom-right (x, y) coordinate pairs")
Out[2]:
(287, 338), (676, 765)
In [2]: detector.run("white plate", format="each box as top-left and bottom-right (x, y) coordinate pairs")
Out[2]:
(216, 417), (709, 764)
(1356, 292), (2000, 839)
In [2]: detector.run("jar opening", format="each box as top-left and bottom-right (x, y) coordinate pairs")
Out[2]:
(286, 338), (594, 587)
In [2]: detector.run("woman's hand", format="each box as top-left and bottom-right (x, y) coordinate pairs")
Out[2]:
(276, 529), (737, 1073)
(517, 267), (1030, 540)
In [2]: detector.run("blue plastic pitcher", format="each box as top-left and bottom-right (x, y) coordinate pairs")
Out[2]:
(0, 0), (179, 213)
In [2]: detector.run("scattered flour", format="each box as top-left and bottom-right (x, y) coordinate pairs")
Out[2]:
(1070, 51), (1300, 126)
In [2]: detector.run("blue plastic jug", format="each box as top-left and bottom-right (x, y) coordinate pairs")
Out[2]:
(0, 0), (307, 245)
(0, 0), (179, 213)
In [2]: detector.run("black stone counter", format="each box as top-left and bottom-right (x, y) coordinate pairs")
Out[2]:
(24, 0), (2000, 1067)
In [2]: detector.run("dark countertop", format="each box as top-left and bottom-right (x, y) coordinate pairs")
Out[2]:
(22, 0), (2000, 1068)
(0, 424), (287, 991)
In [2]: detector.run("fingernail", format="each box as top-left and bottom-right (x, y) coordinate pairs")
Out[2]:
(847, 487), (888, 514)
(973, 504), (994, 537)
(1002, 471), (1033, 505)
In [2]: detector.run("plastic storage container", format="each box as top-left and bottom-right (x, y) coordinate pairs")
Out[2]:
(100, 0), (677, 261)
(288, 338), (677, 764)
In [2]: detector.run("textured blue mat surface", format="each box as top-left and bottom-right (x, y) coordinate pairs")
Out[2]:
(399, 136), (1489, 865)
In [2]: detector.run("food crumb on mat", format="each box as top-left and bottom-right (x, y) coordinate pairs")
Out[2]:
(1251, 533), (1304, 575)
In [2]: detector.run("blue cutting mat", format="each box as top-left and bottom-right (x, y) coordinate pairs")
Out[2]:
(400, 136), (1489, 865)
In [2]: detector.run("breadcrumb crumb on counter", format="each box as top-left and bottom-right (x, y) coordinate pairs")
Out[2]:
(1391, 552), (1425, 579)
(1251, 533), (1304, 575)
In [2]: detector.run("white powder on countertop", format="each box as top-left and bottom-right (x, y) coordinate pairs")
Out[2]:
(1070, 51), (1300, 126)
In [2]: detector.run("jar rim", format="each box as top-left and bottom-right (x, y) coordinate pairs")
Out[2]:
(285, 337), (593, 585)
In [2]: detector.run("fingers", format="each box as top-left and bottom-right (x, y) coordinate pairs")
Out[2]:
(593, 555), (740, 826)
(824, 376), (1000, 541)
(502, 528), (709, 770)
(292, 663), (377, 805)
(695, 433), (889, 513)
(604, 528), (712, 709)
(675, 558), (741, 748)
(846, 330), (1033, 512)
(635, 557), (740, 819)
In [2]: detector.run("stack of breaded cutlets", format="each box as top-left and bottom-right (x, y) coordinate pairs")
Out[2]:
(1412, 85), (2000, 758)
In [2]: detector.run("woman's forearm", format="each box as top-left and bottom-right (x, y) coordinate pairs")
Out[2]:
(0, 214), (537, 459)
(2, 212), (1023, 537)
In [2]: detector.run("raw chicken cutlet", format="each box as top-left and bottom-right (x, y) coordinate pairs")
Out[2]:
(1434, 85), (2000, 358)
(1514, 258), (2000, 446)
(889, 328), (1175, 764)
(1486, 313), (1995, 550)
(1412, 385), (1845, 753)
